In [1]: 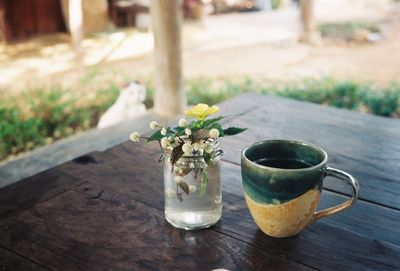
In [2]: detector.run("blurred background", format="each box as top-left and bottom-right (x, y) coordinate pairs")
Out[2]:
(0, 0), (399, 163)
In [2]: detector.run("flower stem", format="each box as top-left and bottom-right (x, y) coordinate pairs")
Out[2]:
(167, 128), (185, 144)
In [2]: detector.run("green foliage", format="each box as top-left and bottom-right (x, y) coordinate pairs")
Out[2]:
(0, 107), (46, 159)
(190, 116), (224, 130)
(278, 79), (367, 110)
(185, 77), (255, 106)
(147, 112), (244, 171)
(147, 130), (163, 142)
(224, 127), (247, 136)
(199, 169), (208, 197)
(319, 22), (380, 40)
(181, 77), (399, 119)
(1, 77), (399, 161)
(364, 85), (400, 117)
(270, 0), (281, 10)
(0, 84), (119, 160)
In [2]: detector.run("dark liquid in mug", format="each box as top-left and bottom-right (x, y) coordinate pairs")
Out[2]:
(255, 158), (313, 169)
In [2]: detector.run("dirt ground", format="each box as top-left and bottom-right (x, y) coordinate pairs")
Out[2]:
(0, 0), (399, 96)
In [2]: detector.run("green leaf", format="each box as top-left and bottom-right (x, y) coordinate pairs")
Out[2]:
(200, 170), (208, 197)
(147, 130), (163, 142)
(174, 126), (186, 136)
(223, 127), (247, 136)
(202, 116), (223, 128)
(188, 120), (202, 130)
(188, 116), (223, 131)
(203, 151), (212, 166)
(178, 181), (189, 195)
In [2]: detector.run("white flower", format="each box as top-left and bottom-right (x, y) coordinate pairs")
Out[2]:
(209, 128), (220, 139)
(178, 118), (187, 127)
(149, 121), (158, 130)
(174, 175), (183, 183)
(172, 137), (181, 147)
(129, 132), (140, 142)
(160, 137), (170, 149)
(205, 144), (213, 154)
(189, 185), (197, 193)
(161, 127), (167, 136)
(192, 142), (201, 151)
(185, 128), (192, 136)
(182, 143), (193, 155)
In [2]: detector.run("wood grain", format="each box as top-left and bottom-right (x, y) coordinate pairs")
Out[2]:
(61, 141), (400, 246)
(0, 168), (82, 221)
(218, 94), (400, 209)
(57, 141), (400, 270)
(0, 247), (49, 271)
(58, 141), (166, 210)
(0, 182), (314, 271)
(2, 93), (399, 270)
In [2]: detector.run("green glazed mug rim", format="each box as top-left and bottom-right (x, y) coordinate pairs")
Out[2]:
(241, 139), (328, 173)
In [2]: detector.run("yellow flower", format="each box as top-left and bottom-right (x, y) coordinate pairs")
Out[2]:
(185, 103), (220, 120)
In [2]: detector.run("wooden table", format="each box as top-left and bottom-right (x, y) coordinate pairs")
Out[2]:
(1, 94), (399, 271)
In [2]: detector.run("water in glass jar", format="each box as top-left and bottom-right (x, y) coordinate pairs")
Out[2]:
(164, 159), (222, 230)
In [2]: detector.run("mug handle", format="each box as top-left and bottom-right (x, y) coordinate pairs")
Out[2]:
(314, 167), (360, 221)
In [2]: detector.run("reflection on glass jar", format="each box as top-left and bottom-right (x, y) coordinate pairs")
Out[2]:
(164, 141), (222, 230)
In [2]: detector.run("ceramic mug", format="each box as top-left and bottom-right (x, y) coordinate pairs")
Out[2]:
(241, 140), (359, 238)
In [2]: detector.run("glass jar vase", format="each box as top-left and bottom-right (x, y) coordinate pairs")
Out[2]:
(163, 145), (221, 230)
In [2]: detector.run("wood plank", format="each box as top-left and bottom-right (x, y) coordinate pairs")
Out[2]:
(57, 142), (400, 270)
(0, 0), (8, 42)
(60, 141), (400, 246)
(0, 247), (50, 271)
(0, 182), (314, 271)
(0, 168), (82, 220)
(214, 205), (400, 271)
(58, 141), (165, 210)
(34, 0), (66, 34)
(5, 0), (36, 40)
(217, 94), (400, 209)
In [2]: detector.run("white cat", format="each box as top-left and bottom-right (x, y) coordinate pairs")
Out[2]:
(97, 82), (147, 129)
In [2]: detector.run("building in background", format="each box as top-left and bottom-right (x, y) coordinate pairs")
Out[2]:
(0, 0), (66, 42)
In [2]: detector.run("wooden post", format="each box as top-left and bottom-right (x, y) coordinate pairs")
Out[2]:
(68, 0), (85, 73)
(0, 0), (7, 42)
(299, 0), (320, 44)
(151, 0), (185, 117)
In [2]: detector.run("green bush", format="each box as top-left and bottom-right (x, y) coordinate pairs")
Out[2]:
(0, 78), (399, 161)
(364, 85), (400, 117)
(0, 84), (119, 160)
(0, 107), (46, 159)
(182, 78), (399, 118)
(271, 0), (281, 10)
(277, 79), (367, 110)
(319, 22), (380, 41)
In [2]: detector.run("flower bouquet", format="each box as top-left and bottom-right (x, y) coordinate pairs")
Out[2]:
(130, 103), (246, 229)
